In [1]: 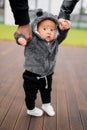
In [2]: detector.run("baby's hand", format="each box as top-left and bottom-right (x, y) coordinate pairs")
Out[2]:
(58, 18), (71, 30)
(14, 24), (32, 46)
(14, 33), (27, 46)
(17, 36), (27, 46)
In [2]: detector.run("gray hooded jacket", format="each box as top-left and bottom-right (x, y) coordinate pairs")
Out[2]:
(24, 10), (68, 76)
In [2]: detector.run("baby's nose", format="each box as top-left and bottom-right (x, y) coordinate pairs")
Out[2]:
(47, 28), (51, 33)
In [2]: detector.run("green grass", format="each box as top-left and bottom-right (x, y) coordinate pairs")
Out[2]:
(0, 23), (87, 47)
(0, 23), (17, 41)
(62, 28), (87, 47)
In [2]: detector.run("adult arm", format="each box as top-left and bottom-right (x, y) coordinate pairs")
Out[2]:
(9, 0), (32, 44)
(58, 0), (80, 30)
(58, 0), (80, 20)
(9, 0), (30, 25)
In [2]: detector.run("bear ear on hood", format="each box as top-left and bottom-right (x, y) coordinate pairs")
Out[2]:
(36, 9), (43, 17)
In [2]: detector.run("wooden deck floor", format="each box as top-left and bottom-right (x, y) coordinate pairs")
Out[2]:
(0, 41), (87, 130)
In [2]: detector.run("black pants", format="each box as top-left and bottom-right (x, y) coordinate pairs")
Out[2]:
(23, 70), (53, 110)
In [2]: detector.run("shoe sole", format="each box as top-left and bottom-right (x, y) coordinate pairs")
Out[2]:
(27, 110), (43, 117)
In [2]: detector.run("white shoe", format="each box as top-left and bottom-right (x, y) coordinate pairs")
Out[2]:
(42, 103), (55, 116)
(27, 107), (43, 117)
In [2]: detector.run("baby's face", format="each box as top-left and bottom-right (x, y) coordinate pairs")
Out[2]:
(37, 19), (57, 42)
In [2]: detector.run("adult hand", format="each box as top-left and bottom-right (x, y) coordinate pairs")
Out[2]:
(58, 18), (71, 30)
(14, 24), (32, 46)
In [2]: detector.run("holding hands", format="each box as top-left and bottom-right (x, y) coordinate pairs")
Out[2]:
(14, 24), (32, 46)
(14, 18), (71, 46)
(58, 18), (71, 30)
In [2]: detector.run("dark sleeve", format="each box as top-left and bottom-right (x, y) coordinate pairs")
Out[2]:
(58, 0), (80, 20)
(9, 0), (30, 25)
(57, 27), (69, 44)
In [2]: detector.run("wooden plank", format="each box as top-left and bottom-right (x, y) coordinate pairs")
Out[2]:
(65, 49), (87, 130)
(29, 116), (44, 130)
(0, 84), (24, 130)
(42, 84), (57, 130)
(13, 104), (31, 130)
(59, 47), (84, 130)
(54, 69), (70, 130)
(0, 42), (24, 104)
(0, 75), (23, 127)
(0, 42), (25, 127)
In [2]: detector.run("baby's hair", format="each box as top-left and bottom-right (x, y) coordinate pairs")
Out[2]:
(37, 19), (57, 30)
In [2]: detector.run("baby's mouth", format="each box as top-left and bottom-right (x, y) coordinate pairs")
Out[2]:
(47, 36), (50, 38)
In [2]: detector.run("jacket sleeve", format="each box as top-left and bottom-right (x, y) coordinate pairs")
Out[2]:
(58, 0), (80, 20)
(9, 0), (30, 25)
(57, 27), (69, 44)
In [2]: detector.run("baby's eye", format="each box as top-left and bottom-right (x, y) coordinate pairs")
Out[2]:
(50, 29), (55, 31)
(43, 28), (47, 31)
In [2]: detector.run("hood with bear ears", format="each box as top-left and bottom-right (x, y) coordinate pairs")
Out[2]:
(31, 9), (58, 31)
